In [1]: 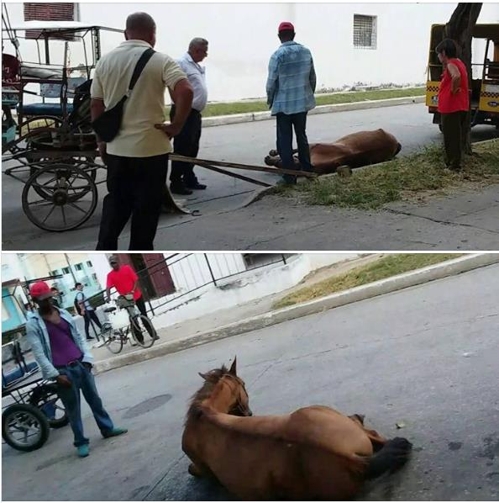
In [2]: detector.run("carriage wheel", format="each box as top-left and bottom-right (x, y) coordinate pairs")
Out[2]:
(2, 404), (50, 452)
(22, 164), (98, 232)
(29, 384), (69, 429)
(30, 158), (97, 201)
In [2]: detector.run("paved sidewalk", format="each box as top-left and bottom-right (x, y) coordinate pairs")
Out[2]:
(91, 254), (382, 364)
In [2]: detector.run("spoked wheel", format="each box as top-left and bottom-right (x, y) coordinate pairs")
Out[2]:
(22, 164), (98, 232)
(131, 315), (157, 349)
(2, 404), (50, 452)
(2, 116), (63, 156)
(103, 326), (125, 355)
(29, 158), (97, 200)
(28, 384), (69, 429)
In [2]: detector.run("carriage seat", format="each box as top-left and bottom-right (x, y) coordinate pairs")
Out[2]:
(19, 102), (74, 116)
(17, 76), (86, 117)
(2, 361), (39, 390)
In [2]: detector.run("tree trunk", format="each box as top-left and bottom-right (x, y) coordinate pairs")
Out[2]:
(444, 3), (483, 154)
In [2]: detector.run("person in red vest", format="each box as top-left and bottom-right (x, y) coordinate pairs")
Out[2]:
(105, 255), (159, 341)
(436, 38), (470, 172)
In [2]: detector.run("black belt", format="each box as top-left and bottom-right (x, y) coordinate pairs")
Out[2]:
(56, 357), (82, 369)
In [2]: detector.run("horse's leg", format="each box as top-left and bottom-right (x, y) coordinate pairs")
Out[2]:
(265, 154), (280, 166)
(364, 437), (413, 479)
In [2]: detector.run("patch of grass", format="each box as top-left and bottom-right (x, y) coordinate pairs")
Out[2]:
(165, 87), (425, 118)
(293, 139), (499, 210)
(273, 253), (463, 309)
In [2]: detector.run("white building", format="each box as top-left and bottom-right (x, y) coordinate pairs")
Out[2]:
(3, 2), (498, 102)
(2, 252), (362, 334)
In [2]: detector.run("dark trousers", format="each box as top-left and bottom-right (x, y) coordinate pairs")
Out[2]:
(131, 295), (148, 343)
(83, 310), (102, 339)
(276, 112), (313, 183)
(57, 361), (114, 447)
(135, 296), (147, 317)
(170, 106), (202, 186)
(441, 111), (468, 170)
(96, 154), (169, 250)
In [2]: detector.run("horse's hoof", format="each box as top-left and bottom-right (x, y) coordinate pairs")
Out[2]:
(264, 155), (274, 166)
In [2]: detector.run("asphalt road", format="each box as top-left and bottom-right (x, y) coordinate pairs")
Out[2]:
(3, 263), (499, 500)
(3, 102), (497, 251)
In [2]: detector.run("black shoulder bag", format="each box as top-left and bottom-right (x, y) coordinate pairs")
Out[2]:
(91, 48), (155, 143)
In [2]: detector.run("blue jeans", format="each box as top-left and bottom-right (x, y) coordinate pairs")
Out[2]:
(57, 361), (114, 447)
(276, 112), (313, 183)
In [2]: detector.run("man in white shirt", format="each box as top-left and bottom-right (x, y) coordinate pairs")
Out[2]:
(169, 38), (209, 195)
(91, 12), (193, 250)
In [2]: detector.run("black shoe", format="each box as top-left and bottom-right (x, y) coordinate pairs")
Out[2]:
(86, 337), (95, 341)
(170, 183), (193, 195)
(185, 182), (207, 190)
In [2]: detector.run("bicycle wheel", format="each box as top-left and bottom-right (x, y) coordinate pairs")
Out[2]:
(104, 328), (124, 354)
(130, 315), (157, 348)
(2, 404), (50, 452)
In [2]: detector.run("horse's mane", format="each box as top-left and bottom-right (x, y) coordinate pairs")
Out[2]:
(185, 365), (228, 424)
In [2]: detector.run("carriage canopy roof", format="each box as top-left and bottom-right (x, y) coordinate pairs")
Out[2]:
(3, 21), (122, 35)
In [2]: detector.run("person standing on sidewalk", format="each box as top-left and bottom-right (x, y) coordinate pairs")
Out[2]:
(26, 281), (127, 458)
(266, 22), (316, 185)
(75, 282), (102, 341)
(436, 38), (470, 172)
(91, 12), (193, 250)
(169, 38), (209, 195)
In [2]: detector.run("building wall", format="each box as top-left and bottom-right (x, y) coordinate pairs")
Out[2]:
(4, 2), (498, 102)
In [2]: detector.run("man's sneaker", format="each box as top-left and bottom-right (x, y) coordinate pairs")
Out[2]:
(77, 444), (90, 457)
(103, 427), (128, 439)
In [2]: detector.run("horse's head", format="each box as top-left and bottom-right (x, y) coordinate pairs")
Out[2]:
(187, 357), (253, 422)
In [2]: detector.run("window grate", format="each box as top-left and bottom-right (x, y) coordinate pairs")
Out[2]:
(24, 3), (79, 40)
(353, 14), (377, 50)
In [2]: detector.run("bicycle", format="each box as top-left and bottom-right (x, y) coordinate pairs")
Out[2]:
(101, 295), (157, 354)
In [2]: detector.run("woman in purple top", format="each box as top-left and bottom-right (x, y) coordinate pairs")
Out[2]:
(26, 281), (128, 458)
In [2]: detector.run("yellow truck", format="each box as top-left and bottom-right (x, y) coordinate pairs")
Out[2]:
(426, 23), (499, 129)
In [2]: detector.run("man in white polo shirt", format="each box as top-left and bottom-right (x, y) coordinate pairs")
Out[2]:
(169, 38), (209, 195)
(91, 12), (193, 250)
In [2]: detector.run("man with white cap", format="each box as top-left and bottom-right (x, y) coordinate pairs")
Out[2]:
(26, 281), (127, 458)
(266, 22), (316, 185)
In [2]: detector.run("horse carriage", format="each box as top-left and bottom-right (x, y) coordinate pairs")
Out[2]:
(2, 17), (122, 232)
(2, 332), (69, 452)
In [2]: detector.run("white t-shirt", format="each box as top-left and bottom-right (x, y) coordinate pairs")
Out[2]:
(91, 39), (187, 158)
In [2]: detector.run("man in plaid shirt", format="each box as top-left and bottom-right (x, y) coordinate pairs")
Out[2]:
(266, 22), (316, 185)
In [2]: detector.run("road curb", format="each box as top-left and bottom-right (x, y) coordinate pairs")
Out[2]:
(93, 253), (498, 375)
(202, 96), (425, 128)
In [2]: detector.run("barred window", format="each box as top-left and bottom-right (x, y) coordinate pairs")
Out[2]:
(24, 3), (79, 40)
(353, 14), (377, 50)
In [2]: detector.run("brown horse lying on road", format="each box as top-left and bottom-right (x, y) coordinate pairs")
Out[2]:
(181, 358), (412, 500)
(264, 129), (402, 175)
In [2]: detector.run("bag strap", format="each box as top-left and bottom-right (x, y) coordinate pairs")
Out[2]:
(128, 48), (156, 94)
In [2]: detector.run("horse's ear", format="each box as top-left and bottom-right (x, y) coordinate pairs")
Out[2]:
(229, 356), (237, 376)
(199, 372), (208, 381)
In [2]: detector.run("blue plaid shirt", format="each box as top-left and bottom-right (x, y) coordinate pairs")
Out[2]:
(266, 41), (316, 116)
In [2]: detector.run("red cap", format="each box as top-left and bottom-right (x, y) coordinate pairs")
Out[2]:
(278, 21), (295, 33)
(29, 281), (53, 300)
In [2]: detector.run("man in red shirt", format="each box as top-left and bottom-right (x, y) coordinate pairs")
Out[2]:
(105, 256), (159, 341)
(436, 38), (470, 172)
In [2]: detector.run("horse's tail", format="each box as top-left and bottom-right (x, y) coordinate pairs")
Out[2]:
(364, 437), (413, 480)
